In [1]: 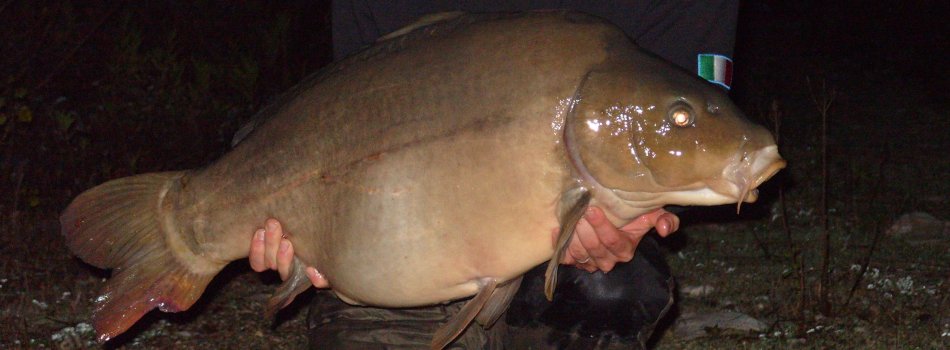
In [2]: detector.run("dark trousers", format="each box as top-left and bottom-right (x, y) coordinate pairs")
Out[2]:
(308, 235), (673, 349)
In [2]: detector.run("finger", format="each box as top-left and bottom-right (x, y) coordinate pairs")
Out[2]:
(655, 212), (681, 237)
(637, 208), (667, 226)
(264, 219), (282, 270)
(563, 230), (599, 273)
(249, 229), (267, 272)
(562, 221), (595, 266)
(574, 209), (619, 272)
(305, 267), (330, 288)
(553, 227), (584, 266)
(617, 208), (670, 239)
(567, 218), (607, 271)
(277, 238), (293, 280)
(564, 235), (595, 273)
(585, 206), (635, 262)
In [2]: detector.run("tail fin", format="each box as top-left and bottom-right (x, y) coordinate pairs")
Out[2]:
(61, 172), (220, 342)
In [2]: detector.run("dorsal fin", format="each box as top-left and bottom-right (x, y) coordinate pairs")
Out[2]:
(378, 11), (465, 42)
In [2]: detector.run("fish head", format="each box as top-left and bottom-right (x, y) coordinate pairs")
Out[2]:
(565, 55), (786, 212)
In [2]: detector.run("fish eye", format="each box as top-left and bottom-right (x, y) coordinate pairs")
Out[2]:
(668, 103), (694, 127)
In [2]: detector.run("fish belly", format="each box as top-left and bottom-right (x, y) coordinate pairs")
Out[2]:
(298, 120), (569, 307)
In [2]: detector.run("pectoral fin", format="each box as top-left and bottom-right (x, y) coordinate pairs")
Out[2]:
(430, 278), (498, 350)
(544, 188), (591, 301)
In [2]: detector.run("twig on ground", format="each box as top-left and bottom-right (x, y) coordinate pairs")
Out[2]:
(808, 76), (837, 317)
(750, 226), (772, 260)
(10, 160), (25, 228)
(769, 98), (782, 144)
(844, 221), (882, 308)
(844, 148), (888, 308)
(769, 97), (807, 333)
(779, 186), (807, 333)
(746, 100), (784, 261)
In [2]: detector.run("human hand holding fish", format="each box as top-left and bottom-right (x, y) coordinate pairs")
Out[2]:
(249, 219), (329, 288)
(562, 207), (679, 273)
(249, 206), (679, 286)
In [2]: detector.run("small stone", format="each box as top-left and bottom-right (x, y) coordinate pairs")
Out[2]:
(681, 285), (715, 298)
(31, 299), (48, 309)
(673, 311), (768, 340)
(720, 298), (736, 308)
(886, 212), (949, 244)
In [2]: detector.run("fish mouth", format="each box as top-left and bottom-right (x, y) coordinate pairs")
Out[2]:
(708, 145), (786, 212)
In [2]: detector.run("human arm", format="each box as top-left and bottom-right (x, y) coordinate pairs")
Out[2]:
(249, 207), (679, 286)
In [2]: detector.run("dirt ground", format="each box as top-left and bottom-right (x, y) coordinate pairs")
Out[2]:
(1, 1), (946, 349)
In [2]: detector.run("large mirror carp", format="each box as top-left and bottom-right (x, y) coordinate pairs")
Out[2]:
(61, 11), (785, 348)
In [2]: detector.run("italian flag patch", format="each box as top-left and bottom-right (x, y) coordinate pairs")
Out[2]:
(697, 54), (733, 90)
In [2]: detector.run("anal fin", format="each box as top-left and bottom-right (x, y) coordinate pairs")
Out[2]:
(430, 278), (498, 350)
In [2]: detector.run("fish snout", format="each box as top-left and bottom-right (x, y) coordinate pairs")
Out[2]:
(737, 145), (786, 204)
(711, 145), (786, 205)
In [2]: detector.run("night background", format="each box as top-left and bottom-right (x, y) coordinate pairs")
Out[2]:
(1, 1), (947, 348)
